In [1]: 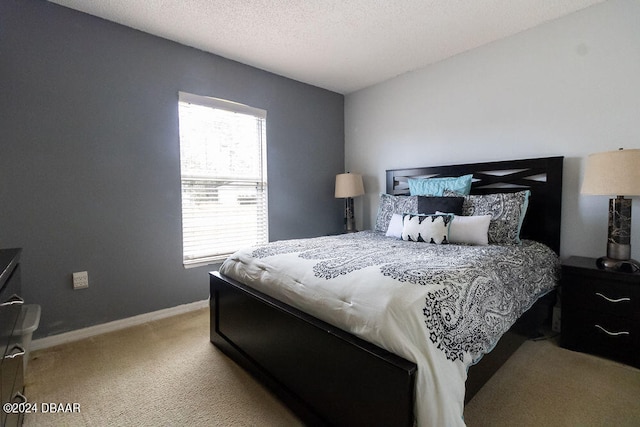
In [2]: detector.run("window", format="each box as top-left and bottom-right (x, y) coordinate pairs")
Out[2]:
(178, 92), (268, 267)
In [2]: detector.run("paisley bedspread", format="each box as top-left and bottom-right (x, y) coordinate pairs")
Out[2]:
(219, 231), (559, 426)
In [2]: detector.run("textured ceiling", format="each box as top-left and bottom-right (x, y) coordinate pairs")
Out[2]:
(48, 0), (605, 94)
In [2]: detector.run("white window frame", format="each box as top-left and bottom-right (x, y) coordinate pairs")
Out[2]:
(178, 91), (268, 267)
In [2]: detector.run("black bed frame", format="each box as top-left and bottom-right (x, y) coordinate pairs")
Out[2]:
(210, 156), (563, 426)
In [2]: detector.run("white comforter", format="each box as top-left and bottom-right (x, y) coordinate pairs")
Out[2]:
(219, 231), (558, 426)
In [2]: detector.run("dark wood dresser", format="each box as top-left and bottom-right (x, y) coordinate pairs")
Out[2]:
(1, 248), (25, 427)
(561, 256), (640, 368)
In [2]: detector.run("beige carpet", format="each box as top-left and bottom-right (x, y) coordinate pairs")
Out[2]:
(464, 335), (640, 426)
(24, 308), (302, 426)
(23, 308), (640, 426)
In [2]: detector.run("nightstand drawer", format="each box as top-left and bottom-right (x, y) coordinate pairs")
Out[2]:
(562, 308), (639, 368)
(561, 256), (640, 368)
(562, 277), (639, 317)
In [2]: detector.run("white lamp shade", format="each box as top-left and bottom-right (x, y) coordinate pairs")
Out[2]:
(335, 173), (364, 198)
(581, 149), (640, 196)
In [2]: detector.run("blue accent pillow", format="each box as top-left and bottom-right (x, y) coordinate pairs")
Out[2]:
(408, 174), (473, 196)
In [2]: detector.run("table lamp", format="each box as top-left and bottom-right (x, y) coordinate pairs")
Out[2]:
(335, 173), (365, 232)
(581, 148), (640, 272)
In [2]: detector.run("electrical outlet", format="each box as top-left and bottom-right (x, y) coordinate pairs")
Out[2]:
(72, 271), (89, 289)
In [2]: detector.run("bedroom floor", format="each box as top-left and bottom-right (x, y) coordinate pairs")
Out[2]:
(23, 307), (640, 426)
(464, 332), (640, 426)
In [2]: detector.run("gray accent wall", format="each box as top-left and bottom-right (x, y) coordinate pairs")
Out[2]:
(0, 0), (345, 338)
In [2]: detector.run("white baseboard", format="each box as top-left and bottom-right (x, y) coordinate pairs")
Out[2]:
(31, 299), (209, 351)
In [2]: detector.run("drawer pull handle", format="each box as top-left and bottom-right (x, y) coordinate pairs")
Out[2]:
(0, 294), (24, 307)
(4, 345), (25, 359)
(12, 392), (26, 404)
(595, 293), (631, 303)
(595, 324), (630, 336)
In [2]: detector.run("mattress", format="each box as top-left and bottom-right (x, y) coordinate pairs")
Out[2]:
(220, 231), (559, 426)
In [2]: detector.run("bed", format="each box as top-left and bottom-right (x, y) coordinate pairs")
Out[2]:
(210, 156), (563, 426)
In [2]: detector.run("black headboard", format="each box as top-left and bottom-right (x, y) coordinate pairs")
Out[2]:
(386, 156), (563, 254)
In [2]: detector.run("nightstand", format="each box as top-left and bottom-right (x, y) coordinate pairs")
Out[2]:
(561, 256), (640, 368)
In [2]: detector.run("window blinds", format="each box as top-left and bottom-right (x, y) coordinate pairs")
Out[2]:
(178, 92), (268, 266)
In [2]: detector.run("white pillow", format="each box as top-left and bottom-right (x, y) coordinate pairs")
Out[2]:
(437, 211), (491, 245)
(385, 213), (404, 238)
(401, 214), (452, 244)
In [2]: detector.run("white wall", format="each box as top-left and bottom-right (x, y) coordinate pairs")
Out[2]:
(345, 0), (640, 260)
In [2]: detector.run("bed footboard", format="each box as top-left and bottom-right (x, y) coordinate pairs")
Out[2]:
(210, 271), (417, 427)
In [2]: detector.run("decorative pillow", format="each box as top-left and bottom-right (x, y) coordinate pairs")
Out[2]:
(401, 213), (452, 244)
(385, 213), (404, 238)
(418, 196), (464, 215)
(436, 212), (491, 245)
(408, 174), (473, 196)
(375, 194), (418, 232)
(460, 191), (530, 244)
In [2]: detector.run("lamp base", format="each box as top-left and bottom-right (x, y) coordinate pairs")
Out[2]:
(596, 197), (638, 273)
(344, 197), (357, 233)
(595, 256), (640, 273)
